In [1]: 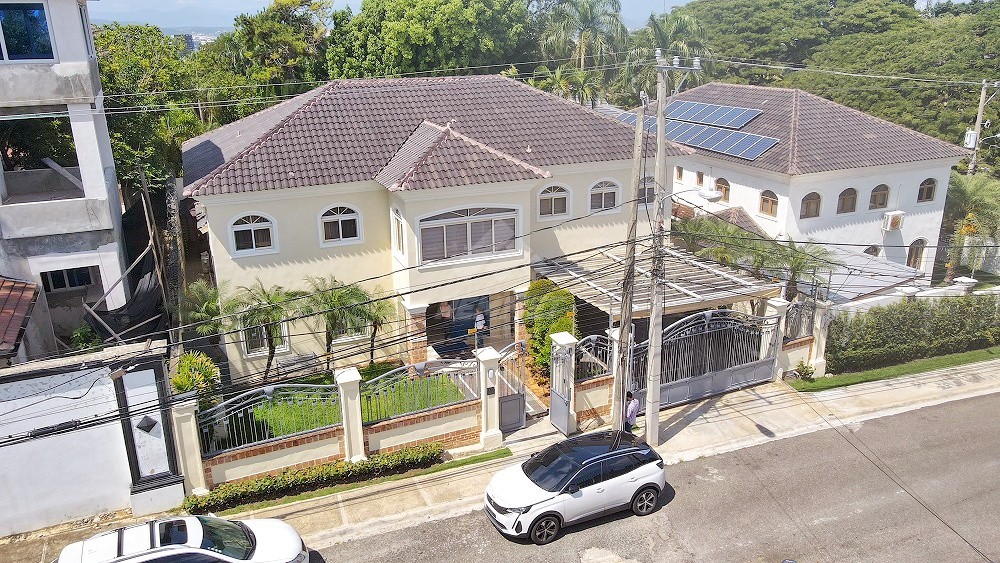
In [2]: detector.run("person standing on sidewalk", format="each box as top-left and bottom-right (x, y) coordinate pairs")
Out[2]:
(625, 391), (640, 433)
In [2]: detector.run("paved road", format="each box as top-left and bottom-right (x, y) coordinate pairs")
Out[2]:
(313, 391), (1000, 563)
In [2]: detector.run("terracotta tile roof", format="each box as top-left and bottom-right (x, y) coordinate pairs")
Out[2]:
(0, 277), (38, 358)
(375, 121), (550, 191)
(712, 206), (769, 238)
(667, 83), (969, 175)
(181, 85), (327, 191)
(184, 75), (690, 197)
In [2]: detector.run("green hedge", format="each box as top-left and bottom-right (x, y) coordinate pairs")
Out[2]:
(827, 295), (1000, 373)
(184, 443), (445, 514)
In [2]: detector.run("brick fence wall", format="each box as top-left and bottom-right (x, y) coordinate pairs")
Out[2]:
(364, 400), (481, 454)
(575, 374), (614, 426)
(202, 425), (345, 488)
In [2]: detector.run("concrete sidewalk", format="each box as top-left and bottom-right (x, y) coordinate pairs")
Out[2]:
(5, 358), (1000, 560)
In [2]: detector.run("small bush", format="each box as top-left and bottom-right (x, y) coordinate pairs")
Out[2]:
(70, 325), (102, 351)
(183, 442), (445, 513)
(172, 351), (220, 410)
(794, 360), (815, 381)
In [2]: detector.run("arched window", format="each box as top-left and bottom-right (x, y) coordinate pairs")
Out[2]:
(639, 177), (655, 206)
(837, 188), (857, 214)
(759, 190), (778, 217)
(231, 214), (275, 255)
(715, 178), (730, 202)
(320, 206), (361, 245)
(590, 180), (619, 212)
(907, 239), (926, 269)
(800, 192), (821, 219)
(539, 185), (569, 217)
(870, 184), (889, 210)
(863, 245), (881, 257)
(918, 178), (936, 202)
(418, 207), (518, 264)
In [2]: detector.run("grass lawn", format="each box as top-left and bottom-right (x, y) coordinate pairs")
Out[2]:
(789, 345), (1000, 392)
(220, 447), (513, 516)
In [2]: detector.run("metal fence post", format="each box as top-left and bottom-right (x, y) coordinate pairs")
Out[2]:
(336, 368), (367, 462)
(764, 298), (790, 381)
(170, 396), (209, 495)
(475, 347), (503, 450)
(549, 332), (578, 435)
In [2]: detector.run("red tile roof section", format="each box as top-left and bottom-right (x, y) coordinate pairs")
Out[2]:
(185, 75), (690, 197)
(0, 277), (38, 357)
(670, 83), (969, 175)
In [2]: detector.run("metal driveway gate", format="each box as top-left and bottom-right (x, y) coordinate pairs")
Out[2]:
(497, 341), (527, 433)
(549, 342), (574, 436)
(630, 310), (779, 410)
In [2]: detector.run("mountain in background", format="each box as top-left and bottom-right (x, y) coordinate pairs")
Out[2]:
(88, 0), (687, 34)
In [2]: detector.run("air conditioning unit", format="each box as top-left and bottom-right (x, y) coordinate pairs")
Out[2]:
(882, 210), (906, 232)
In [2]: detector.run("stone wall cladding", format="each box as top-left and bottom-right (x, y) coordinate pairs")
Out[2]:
(202, 425), (345, 488)
(363, 400), (482, 454)
(575, 374), (614, 426)
(782, 336), (815, 351)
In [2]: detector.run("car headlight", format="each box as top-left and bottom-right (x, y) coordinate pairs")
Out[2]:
(288, 551), (309, 563)
(509, 505), (533, 514)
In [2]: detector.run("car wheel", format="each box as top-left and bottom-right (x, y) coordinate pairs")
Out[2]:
(631, 487), (659, 516)
(529, 515), (561, 545)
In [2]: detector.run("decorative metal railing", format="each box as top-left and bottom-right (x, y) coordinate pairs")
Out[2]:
(576, 334), (612, 381)
(360, 359), (480, 425)
(497, 341), (526, 397)
(784, 300), (816, 341)
(630, 310), (779, 392)
(197, 384), (341, 457)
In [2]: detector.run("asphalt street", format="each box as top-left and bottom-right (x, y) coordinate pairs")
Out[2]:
(313, 391), (1000, 563)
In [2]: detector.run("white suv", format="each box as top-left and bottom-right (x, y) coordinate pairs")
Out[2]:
(55, 516), (308, 563)
(484, 431), (665, 545)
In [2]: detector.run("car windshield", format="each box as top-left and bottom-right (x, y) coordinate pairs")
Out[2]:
(522, 444), (581, 492)
(196, 516), (254, 560)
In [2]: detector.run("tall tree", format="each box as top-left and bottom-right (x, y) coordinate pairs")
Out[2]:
(359, 287), (395, 366)
(942, 172), (1000, 282)
(234, 0), (332, 85)
(299, 276), (370, 372)
(540, 0), (626, 70)
(773, 241), (837, 300)
(224, 281), (304, 381)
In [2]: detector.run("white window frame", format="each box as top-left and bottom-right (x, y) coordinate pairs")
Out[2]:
(416, 206), (521, 267)
(391, 207), (406, 259)
(317, 205), (363, 248)
(638, 176), (656, 207)
(538, 184), (571, 221)
(40, 266), (95, 293)
(331, 323), (371, 344)
(0, 1), (58, 63)
(589, 180), (621, 213)
(242, 321), (290, 358)
(78, 3), (94, 59)
(229, 213), (279, 258)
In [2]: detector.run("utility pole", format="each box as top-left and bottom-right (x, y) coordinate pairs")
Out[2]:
(612, 101), (648, 432)
(968, 80), (989, 175)
(644, 50), (670, 447)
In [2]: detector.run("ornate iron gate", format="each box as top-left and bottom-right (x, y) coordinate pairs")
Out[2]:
(630, 309), (779, 410)
(549, 342), (574, 436)
(497, 341), (527, 433)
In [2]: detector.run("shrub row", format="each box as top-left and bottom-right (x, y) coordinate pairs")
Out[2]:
(829, 327), (1000, 374)
(523, 279), (576, 384)
(183, 442), (445, 514)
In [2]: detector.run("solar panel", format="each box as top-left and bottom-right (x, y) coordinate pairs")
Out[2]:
(664, 100), (762, 129)
(662, 120), (779, 161)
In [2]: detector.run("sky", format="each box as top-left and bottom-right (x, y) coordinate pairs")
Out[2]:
(88, 0), (690, 31)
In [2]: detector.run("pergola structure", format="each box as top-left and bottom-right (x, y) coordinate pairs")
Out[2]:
(534, 242), (781, 320)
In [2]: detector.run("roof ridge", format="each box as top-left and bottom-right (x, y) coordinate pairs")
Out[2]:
(795, 88), (970, 153)
(786, 89), (801, 175)
(396, 122), (454, 191)
(184, 82), (339, 196)
(501, 76), (695, 157)
(444, 125), (552, 179)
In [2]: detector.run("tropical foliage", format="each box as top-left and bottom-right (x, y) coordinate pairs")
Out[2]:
(171, 351), (221, 409)
(523, 279), (576, 383)
(942, 173), (1000, 282)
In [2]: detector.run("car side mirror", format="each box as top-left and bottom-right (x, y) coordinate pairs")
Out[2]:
(530, 451), (538, 458)
(565, 484), (580, 495)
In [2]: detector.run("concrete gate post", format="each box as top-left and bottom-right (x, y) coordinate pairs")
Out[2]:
(549, 332), (578, 435)
(809, 300), (833, 378)
(764, 298), (791, 381)
(169, 396), (209, 495)
(336, 368), (368, 462)
(475, 347), (504, 450)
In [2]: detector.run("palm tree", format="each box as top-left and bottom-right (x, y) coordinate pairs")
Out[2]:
(942, 172), (1000, 282)
(611, 13), (711, 105)
(299, 276), (370, 372)
(529, 64), (575, 98)
(541, 0), (626, 70)
(180, 279), (224, 338)
(359, 286), (396, 366)
(773, 241), (837, 301)
(224, 280), (303, 381)
(569, 68), (604, 107)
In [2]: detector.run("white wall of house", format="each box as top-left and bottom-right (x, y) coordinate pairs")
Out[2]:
(676, 155), (958, 277)
(0, 368), (132, 537)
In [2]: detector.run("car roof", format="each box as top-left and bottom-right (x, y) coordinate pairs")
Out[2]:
(58, 517), (203, 563)
(557, 431), (644, 465)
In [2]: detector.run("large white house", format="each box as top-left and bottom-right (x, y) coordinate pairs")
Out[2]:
(654, 84), (969, 278)
(182, 76), (782, 378)
(0, 0), (127, 353)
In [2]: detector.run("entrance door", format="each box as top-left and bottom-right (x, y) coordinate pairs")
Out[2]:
(498, 342), (526, 433)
